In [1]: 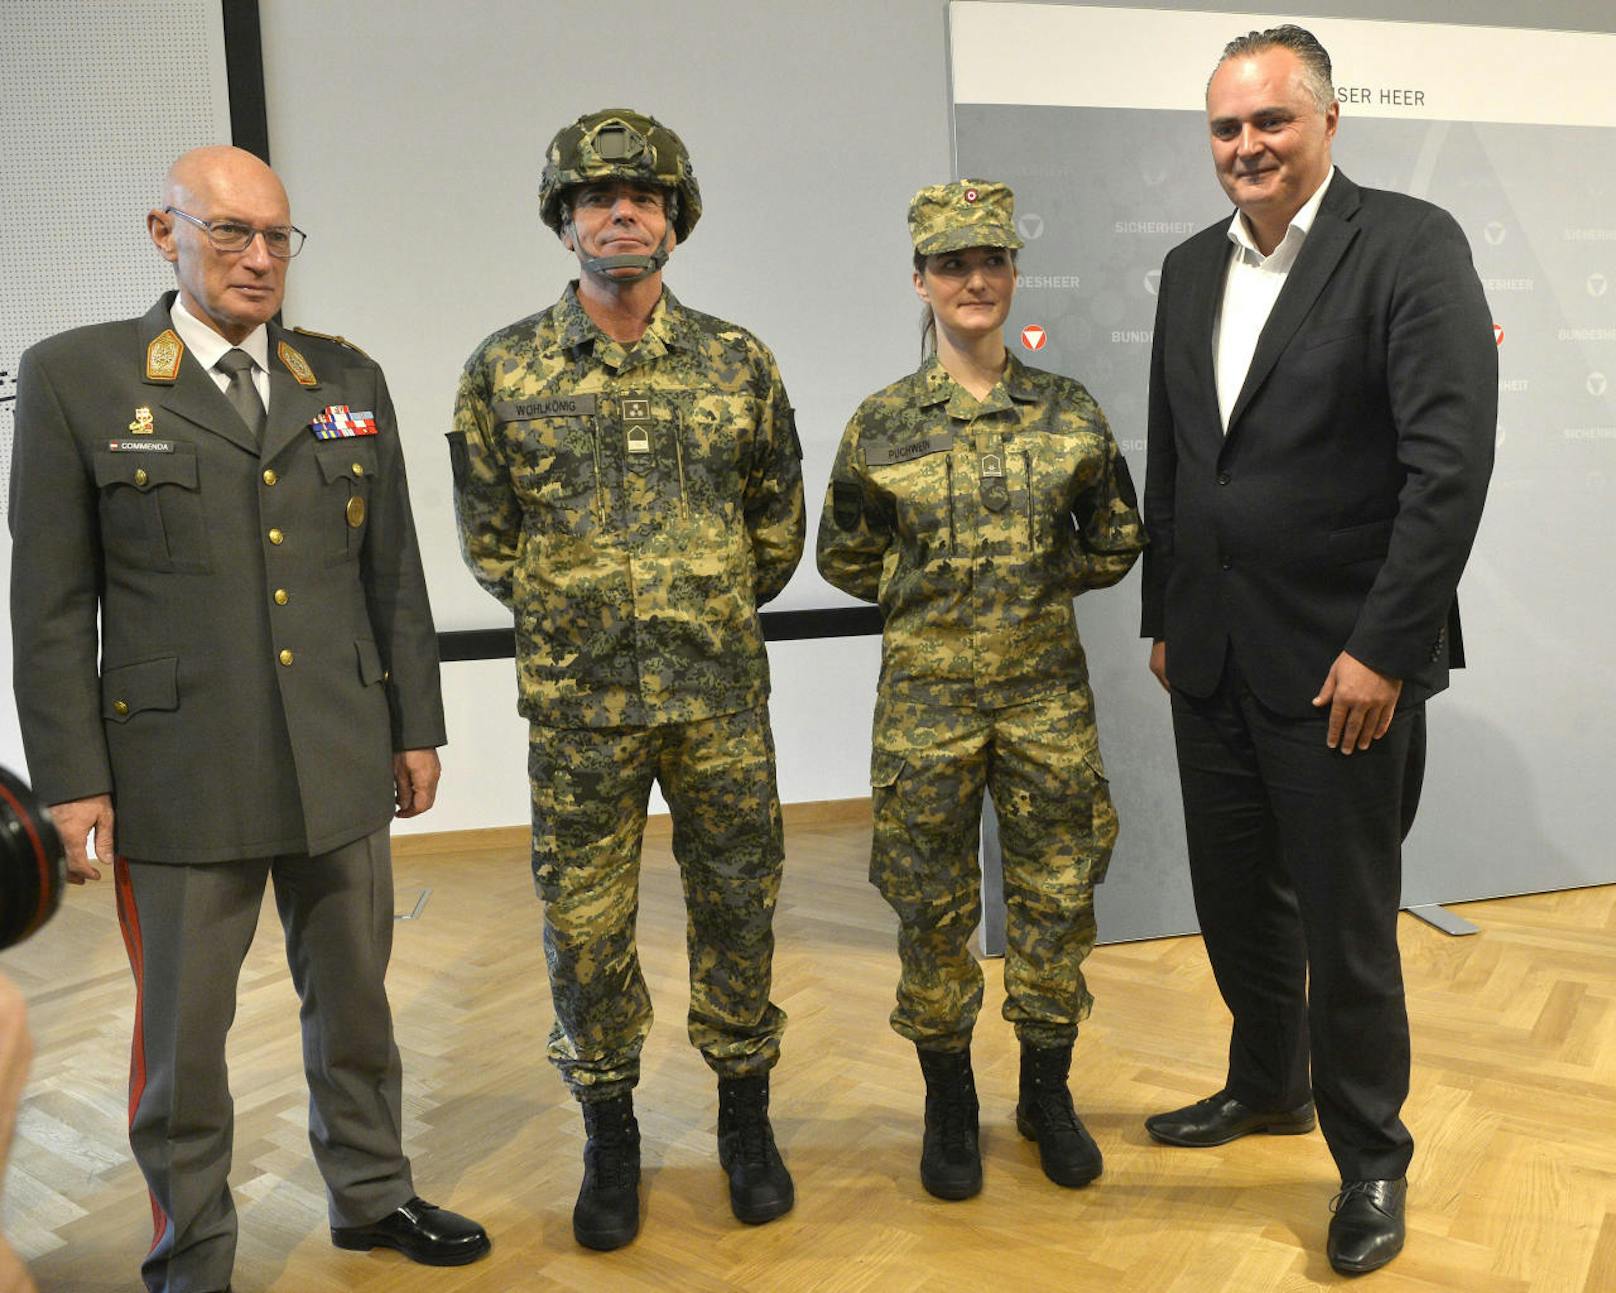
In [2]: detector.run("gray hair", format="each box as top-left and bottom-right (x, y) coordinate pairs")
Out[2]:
(1211, 24), (1336, 111)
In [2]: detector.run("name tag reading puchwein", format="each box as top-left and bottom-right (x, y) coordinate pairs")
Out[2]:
(863, 431), (953, 466)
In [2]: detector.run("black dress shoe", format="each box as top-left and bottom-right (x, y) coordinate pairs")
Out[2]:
(332, 1197), (492, 1266)
(1145, 1091), (1315, 1147)
(1328, 1178), (1406, 1275)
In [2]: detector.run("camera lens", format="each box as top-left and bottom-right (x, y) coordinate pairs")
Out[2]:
(0, 766), (66, 949)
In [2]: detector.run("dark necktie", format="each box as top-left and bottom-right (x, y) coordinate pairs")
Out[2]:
(215, 348), (266, 441)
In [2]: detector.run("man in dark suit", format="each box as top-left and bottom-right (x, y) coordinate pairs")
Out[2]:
(1139, 26), (1495, 1275)
(9, 146), (488, 1291)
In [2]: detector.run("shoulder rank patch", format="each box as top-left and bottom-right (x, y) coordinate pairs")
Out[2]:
(832, 480), (865, 531)
(145, 329), (184, 383)
(292, 325), (372, 361)
(277, 340), (319, 387)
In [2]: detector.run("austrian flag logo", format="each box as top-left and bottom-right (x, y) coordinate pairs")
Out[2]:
(1021, 324), (1048, 351)
(1493, 323), (1504, 347)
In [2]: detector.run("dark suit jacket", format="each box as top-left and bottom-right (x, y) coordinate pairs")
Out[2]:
(9, 294), (445, 862)
(1140, 171), (1497, 716)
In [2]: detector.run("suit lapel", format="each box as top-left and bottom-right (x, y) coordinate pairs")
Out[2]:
(261, 325), (327, 466)
(1183, 233), (1230, 428)
(1226, 173), (1363, 435)
(137, 297), (259, 456)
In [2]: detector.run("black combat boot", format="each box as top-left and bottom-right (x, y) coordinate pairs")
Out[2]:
(1016, 1043), (1103, 1187)
(716, 1074), (795, 1224)
(916, 1046), (982, 1200)
(572, 1094), (641, 1250)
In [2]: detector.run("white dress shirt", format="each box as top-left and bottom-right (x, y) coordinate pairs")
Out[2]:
(169, 295), (272, 412)
(1213, 166), (1335, 433)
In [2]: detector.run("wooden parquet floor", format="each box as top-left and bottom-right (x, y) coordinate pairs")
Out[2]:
(2, 802), (1614, 1292)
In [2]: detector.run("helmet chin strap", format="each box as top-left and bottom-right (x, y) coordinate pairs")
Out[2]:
(578, 228), (674, 284)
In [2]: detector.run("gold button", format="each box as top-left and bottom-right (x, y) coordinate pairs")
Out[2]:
(268, 528), (284, 545)
(382, 670), (391, 683)
(134, 468), (149, 487)
(346, 496), (366, 528)
(351, 462), (364, 477)
(279, 649), (294, 666)
(262, 468), (278, 486)
(273, 588), (289, 605)
(113, 700), (129, 716)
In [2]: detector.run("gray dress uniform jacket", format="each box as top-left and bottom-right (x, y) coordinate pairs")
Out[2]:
(9, 293), (445, 863)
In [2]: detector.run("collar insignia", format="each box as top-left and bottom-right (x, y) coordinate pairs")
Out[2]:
(277, 340), (318, 387)
(145, 330), (184, 382)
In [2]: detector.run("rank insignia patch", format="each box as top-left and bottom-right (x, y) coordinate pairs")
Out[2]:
(309, 405), (379, 439)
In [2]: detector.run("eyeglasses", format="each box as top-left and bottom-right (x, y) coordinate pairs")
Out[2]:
(164, 206), (307, 258)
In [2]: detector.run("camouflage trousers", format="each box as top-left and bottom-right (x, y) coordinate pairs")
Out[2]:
(528, 705), (787, 1102)
(869, 688), (1118, 1051)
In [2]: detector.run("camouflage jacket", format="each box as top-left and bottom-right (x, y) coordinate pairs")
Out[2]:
(450, 284), (805, 728)
(817, 355), (1145, 709)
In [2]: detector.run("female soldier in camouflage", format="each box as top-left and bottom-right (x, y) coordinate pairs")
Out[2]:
(816, 181), (1145, 1200)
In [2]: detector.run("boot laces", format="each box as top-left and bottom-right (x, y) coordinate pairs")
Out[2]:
(1330, 1181), (1386, 1215)
(1032, 1078), (1082, 1133)
(723, 1088), (775, 1166)
(585, 1107), (638, 1189)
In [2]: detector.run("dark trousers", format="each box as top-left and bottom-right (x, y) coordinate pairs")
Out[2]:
(115, 829), (414, 1293)
(1169, 653), (1425, 1181)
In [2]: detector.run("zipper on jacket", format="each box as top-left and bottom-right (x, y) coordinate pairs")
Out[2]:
(1022, 450), (1034, 549)
(673, 414), (689, 518)
(944, 453), (957, 555)
(591, 423), (606, 526)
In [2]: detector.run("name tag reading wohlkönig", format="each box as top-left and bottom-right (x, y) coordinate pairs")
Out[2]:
(494, 395), (598, 421)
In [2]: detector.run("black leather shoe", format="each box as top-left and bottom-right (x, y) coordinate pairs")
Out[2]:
(1328, 1178), (1407, 1275)
(1145, 1091), (1316, 1147)
(717, 1075), (795, 1224)
(331, 1197), (491, 1266)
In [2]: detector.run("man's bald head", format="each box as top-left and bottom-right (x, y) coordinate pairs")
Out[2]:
(148, 146), (294, 343)
(162, 145), (289, 217)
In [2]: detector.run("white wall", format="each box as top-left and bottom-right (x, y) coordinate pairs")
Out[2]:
(408, 635), (883, 836)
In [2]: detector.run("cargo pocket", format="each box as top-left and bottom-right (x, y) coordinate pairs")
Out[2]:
(868, 747), (908, 886)
(1082, 749), (1119, 883)
(101, 656), (179, 722)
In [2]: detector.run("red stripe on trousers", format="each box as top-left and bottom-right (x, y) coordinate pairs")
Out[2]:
(113, 858), (166, 1251)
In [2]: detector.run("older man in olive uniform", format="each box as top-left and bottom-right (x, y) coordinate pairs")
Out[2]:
(449, 109), (805, 1250)
(9, 146), (488, 1292)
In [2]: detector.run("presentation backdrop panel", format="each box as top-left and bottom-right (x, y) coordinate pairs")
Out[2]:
(259, 0), (955, 631)
(0, 0), (232, 775)
(952, 2), (1616, 938)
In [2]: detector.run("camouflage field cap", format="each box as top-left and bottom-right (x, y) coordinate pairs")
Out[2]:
(909, 180), (1023, 255)
(539, 107), (702, 241)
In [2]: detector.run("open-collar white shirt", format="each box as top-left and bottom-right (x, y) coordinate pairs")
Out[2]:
(1213, 165), (1335, 433)
(170, 294), (272, 411)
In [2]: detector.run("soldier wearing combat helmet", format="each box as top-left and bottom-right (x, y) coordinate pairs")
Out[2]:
(449, 108), (804, 1251)
(818, 180), (1146, 1202)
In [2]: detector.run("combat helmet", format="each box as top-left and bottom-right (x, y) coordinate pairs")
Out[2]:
(540, 108), (701, 280)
